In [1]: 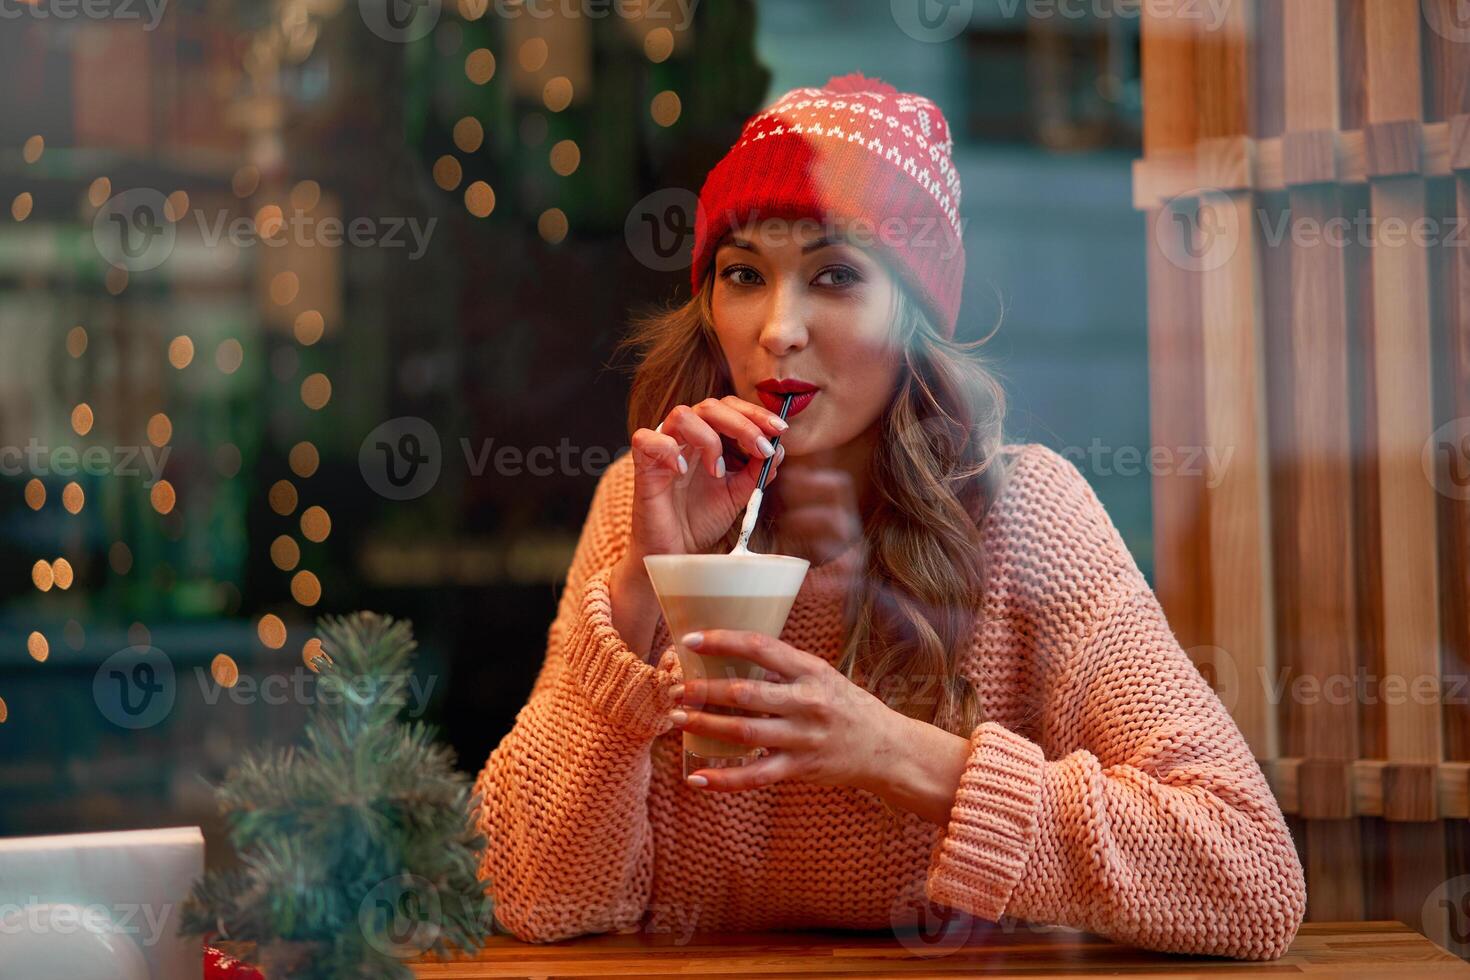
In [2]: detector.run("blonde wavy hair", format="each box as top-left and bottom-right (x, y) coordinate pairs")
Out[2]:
(619, 264), (1011, 743)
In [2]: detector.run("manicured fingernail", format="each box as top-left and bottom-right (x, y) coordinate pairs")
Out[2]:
(771, 417), (790, 431)
(776, 444), (786, 459)
(676, 454), (688, 474)
(756, 436), (775, 458)
(669, 709), (688, 725)
(687, 774), (708, 787)
(669, 684), (685, 700)
(682, 632), (704, 649)
(715, 456), (726, 478)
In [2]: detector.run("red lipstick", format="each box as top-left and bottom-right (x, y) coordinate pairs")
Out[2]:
(755, 378), (819, 418)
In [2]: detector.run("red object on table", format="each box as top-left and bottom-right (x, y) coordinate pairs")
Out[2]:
(205, 944), (264, 980)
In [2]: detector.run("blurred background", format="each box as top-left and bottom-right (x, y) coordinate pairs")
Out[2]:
(0, 0), (1149, 843)
(17, 0), (1470, 961)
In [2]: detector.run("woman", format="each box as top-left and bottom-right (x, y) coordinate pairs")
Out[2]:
(473, 73), (1306, 960)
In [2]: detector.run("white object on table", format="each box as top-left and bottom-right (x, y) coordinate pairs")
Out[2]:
(0, 826), (203, 980)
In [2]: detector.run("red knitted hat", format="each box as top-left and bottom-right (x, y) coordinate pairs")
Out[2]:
(690, 72), (965, 337)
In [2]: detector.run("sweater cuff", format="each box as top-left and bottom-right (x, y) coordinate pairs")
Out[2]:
(560, 564), (680, 741)
(925, 721), (1046, 921)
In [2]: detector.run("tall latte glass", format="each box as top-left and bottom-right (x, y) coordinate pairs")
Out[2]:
(644, 553), (810, 779)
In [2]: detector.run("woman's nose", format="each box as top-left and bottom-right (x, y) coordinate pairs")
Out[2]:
(758, 289), (809, 355)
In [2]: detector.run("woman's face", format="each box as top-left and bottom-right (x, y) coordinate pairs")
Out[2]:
(710, 220), (902, 459)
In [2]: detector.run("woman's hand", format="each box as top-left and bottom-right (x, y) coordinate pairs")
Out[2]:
(607, 396), (788, 663)
(668, 629), (907, 792)
(626, 396), (789, 559)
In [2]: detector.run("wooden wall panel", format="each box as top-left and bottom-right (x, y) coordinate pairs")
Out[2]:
(1138, 0), (1470, 957)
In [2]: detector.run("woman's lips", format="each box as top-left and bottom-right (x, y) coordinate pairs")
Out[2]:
(756, 388), (818, 418)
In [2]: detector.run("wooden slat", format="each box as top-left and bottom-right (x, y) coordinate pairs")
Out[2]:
(1142, 3), (1214, 665)
(1436, 178), (1470, 764)
(1363, 0), (1449, 950)
(1283, 0), (1342, 132)
(1141, 0), (1197, 155)
(1191, 0), (1277, 762)
(1131, 120), (1456, 206)
(1276, 0), (1366, 926)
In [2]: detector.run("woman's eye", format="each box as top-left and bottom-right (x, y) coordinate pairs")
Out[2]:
(815, 265), (862, 288)
(721, 265), (762, 287)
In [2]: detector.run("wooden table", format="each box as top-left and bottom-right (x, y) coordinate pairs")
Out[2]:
(410, 920), (1470, 977)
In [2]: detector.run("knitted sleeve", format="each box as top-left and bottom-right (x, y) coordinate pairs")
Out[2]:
(470, 454), (682, 943)
(924, 446), (1307, 960)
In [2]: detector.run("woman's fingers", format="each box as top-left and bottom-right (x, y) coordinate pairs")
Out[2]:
(692, 398), (777, 462)
(673, 708), (791, 750)
(682, 628), (822, 678)
(685, 750), (793, 792)
(661, 405), (727, 478)
(679, 676), (803, 714)
(720, 395), (790, 438)
(631, 426), (686, 478)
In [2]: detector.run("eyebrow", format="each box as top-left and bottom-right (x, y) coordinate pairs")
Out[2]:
(720, 235), (847, 255)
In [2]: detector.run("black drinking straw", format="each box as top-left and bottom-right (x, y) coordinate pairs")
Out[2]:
(755, 393), (796, 491)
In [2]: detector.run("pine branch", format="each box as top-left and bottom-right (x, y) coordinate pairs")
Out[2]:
(180, 611), (494, 978)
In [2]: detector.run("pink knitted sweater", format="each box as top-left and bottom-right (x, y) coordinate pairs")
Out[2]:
(472, 442), (1307, 960)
